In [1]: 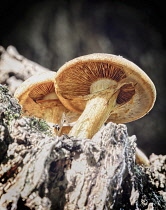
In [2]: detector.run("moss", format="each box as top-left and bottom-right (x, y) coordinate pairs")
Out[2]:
(29, 117), (52, 135)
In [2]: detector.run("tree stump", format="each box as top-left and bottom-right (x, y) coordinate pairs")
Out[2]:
(0, 46), (165, 209)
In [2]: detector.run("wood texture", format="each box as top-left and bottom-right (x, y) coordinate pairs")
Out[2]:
(0, 46), (49, 95)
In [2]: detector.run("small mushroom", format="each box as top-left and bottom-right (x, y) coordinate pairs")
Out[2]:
(60, 125), (73, 135)
(55, 53), (156, 139)
(14, 72), (79, 135)
(135, 147), (150, 166)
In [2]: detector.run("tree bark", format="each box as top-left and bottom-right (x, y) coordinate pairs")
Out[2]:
(0, 46), (165, 210)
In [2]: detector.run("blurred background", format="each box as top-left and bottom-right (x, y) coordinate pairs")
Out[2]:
(0, 0), (165, 156)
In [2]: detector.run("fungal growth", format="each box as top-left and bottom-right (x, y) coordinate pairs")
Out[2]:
(14, 72), (79, 135)
(55, 53), (156, 139)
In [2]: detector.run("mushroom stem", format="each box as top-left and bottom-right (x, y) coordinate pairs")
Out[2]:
(43, 106), (65, 124)
(37, 100), (66, 135)
(69, 89), (119, 139)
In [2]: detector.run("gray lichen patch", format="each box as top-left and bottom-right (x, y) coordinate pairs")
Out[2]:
(0, 85), (21, 123)
(0, 85), (21, 161)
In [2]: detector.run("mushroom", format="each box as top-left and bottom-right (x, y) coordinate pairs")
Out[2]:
(55, 53), (156, 139)
(54, 53), (156, 164)
(60, 124), (74, 136)
(135, 147), (150, 166)
(14, 72), (79, 135)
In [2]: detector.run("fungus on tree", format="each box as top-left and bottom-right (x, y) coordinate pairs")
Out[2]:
(14, 72), (79, 135)
(54, 53), (156, 140)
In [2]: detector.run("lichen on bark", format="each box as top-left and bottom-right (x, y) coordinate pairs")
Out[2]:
(0, 85), (165, 210)
(0, 84), (21, 162)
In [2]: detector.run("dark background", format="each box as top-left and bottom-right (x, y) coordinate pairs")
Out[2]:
(0, 0), (166, 156)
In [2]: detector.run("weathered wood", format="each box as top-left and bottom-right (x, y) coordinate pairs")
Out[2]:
(0, 85), (165, 210)
(0, 47), (165, 209)
(0, 46), (50, 95)
(0, 84), (136, 209)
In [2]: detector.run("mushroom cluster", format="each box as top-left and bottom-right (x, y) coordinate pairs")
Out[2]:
(14, 53), (156, 165)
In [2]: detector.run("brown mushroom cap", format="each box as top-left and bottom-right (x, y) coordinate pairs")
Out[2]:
(55, 53), (156, 124)
(14, 72), (58, 119)
(14, 72), (79, 129)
